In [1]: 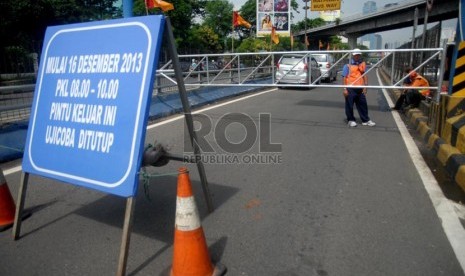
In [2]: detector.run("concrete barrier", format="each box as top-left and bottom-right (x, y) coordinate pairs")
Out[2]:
(380, 67), (465, 193)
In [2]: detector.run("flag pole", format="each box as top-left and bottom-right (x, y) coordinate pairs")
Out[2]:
(269, 32), (272, 51)
(232, 31), (234, 53)
(232, 12), (235, 53)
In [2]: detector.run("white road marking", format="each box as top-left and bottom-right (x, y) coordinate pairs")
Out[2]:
(4, 88), (278, 175)
(377, 70), (465, 273)
(147, 88), (278, 130)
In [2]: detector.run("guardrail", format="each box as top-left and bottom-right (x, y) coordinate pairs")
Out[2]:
(0, 84), (35, 124)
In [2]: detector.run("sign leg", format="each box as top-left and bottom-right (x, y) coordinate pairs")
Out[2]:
(163, 17), (214, 213)
(12, 172), (29, 240)
(116, 197), (135, 276)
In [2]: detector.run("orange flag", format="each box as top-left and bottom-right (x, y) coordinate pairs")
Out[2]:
(233, 11), (251, 28)
(271, 27), (279, 44)
(146, 0), (174, 11)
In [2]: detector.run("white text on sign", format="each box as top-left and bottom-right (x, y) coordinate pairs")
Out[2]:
(42, 52), (143, 154)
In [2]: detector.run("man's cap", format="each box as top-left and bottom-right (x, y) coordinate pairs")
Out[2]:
(352, 48), (362, 56)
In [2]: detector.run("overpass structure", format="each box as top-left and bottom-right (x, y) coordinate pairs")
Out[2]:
(297, 0), (458, 48)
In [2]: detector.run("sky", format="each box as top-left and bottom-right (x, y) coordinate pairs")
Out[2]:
(233, 0), (457, 46)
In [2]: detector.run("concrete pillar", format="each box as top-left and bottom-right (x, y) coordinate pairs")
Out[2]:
(347, 34), (358, 49)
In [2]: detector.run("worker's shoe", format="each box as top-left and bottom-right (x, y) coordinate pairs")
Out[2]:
(348, 121), (357, 127)
(362, 120), (376, 127)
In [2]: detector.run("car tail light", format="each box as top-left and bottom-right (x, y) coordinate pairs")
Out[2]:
(326, 63), (331, 68)
(276, 63), (280, 69)
(304, 63), (308, 70)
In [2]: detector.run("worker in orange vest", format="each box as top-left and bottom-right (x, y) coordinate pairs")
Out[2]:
(341, 49), (376, 127)
(393, 67), (430, 111)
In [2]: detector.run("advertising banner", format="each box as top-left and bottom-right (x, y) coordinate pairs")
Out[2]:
(319, 10), (341, 22)
(257, 0), (290, 37)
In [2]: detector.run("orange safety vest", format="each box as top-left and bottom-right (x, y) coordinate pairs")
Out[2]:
(346, 62), (366, 86)
(410, 75), (430, 97)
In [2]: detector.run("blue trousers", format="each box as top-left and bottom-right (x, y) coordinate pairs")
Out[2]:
(345, 88), (370, 122)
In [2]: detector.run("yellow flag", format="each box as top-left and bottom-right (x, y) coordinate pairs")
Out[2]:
(146, 0), (174, 12)
(233, 11), (251, 28)
(271, 27), (279, 44)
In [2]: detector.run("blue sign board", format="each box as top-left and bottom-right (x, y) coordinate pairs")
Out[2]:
(22, 16), (165, 197)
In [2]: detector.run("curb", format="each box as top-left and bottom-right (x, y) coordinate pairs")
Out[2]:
(400, 99), (465, 193)
(379, 67), (465, 193)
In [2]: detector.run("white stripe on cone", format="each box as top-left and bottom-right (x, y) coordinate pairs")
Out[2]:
(175, 196), (201, 231)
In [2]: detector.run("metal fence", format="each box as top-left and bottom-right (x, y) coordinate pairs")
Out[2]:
(0, 84), (35, 124)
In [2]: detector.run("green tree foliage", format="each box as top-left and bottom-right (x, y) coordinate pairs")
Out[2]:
(236, 35), (307, 53)
(204, 0), (234, 38)
(291, 17), (326, 33)
(239, 0), (256, 27)
(288, 0), (300, 21)
(235, 37), (268, 53)
(0, 0), (121, 73)
(1, 0), (354, 74)
(133, 0), (206, 49)
(235, 0), (255, 39)
(1, 0), (121, 51)
(189, 25), (222, 53)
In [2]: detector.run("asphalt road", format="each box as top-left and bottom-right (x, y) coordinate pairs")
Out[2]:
(1, 71), (464, 275)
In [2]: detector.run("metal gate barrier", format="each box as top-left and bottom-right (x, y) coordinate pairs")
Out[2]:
(0, 48), (446, 128)
(157, 48), (446, 101)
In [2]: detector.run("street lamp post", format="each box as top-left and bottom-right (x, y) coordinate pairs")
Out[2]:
(303, 0), (310, 49)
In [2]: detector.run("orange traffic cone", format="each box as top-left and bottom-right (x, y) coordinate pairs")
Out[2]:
(171, 167), (226, 276)
(0, 169), (16, 232)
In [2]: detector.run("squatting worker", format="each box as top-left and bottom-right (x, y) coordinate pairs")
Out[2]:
(393, 67), (430, 111)
(341, 48), (376, 127)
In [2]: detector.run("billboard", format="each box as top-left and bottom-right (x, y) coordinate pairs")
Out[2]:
(319, 10), (341, 22)
(257, 0), (290, 37)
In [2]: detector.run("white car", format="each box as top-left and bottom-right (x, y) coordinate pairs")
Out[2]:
(312, 53), (340, 82)
(275, 54), (322, 87)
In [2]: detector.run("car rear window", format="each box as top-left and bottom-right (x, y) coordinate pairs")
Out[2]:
(313, 54), (328, 62)
(280, 56), (305, 65)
